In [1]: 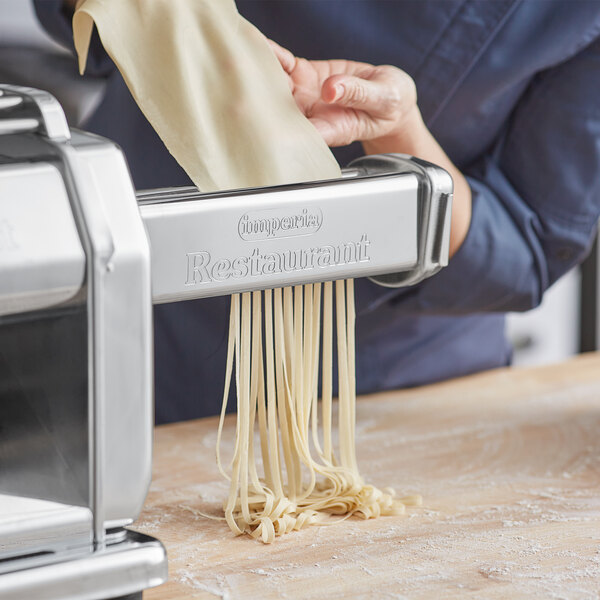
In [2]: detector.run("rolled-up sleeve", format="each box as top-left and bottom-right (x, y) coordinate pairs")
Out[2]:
(394, 35), (600, 315)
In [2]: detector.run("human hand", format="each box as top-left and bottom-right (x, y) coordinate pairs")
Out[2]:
(269, 40), (420, 149)
(270, 41), (472, 257)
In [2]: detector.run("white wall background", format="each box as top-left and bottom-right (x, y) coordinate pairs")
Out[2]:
(506, 268), (581, 367)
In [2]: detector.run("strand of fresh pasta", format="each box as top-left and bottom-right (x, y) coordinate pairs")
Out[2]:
(321, 281), (334, 465)
(217, 280), (421, 543)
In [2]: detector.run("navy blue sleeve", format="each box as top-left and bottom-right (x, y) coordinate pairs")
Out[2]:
(397, 35), (600, 314)
(33, 0), (115, 77)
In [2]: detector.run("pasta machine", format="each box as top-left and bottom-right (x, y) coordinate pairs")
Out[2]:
(0, 85), (452, 600)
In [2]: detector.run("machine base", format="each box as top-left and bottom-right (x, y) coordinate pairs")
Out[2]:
(0, 530), (167, 600)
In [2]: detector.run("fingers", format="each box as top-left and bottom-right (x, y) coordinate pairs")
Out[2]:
(313, 65), (419, 146)
(267, 39), (297, 74)
(321, 73), (381, 110)
(309, 110), (371, 148)
(308, 117), (337, 146)
(321, 67), (416, 120)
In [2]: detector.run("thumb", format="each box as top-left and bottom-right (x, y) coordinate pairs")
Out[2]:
(322, 74), (379, 110)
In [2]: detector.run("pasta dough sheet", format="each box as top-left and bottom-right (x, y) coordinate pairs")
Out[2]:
(73, 0), (341, 191)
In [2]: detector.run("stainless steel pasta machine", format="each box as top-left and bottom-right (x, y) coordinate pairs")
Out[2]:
(0, 85), (452, 600)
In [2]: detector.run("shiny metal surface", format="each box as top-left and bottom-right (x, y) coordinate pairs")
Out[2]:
(0, 303), (90, 539)
(0, 496), (92, 564)
(0, 85), (159, 600)
(0, 163), (85, 317)
(58, 134), (153, 538)
(0, 95), (23, 111)
(141, 173), (420, 302)
(0, 118), (37, 135)
(0, 85), (70, 142)
(349, 154), (453, 287)
(1, 83), (153, 545)
(0, 530), (167, 600)
(135, 167), (362, 205)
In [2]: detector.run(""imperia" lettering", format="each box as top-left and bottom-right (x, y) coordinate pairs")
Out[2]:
(238, 207), (322, 240)
(185, 234), (371, 285)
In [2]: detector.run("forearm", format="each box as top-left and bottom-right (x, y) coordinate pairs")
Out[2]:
(363, 109), (472, 258)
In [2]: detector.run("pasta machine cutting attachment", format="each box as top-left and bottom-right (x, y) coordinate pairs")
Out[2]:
(0, 86), (452, 600)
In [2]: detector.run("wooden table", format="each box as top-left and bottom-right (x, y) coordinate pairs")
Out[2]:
(140, 354), (600, 599)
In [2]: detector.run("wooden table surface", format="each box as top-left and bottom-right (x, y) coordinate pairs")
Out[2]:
(139, 353), (600, 600)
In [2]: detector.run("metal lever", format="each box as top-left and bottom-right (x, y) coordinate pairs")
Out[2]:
(0, 85), (70, 141)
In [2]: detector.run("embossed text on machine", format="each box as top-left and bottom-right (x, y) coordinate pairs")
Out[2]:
(185, 234), (371, 285)
(238, 206), (323, 241)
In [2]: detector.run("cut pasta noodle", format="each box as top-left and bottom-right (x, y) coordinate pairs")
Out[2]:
(217, 281), (421, 543)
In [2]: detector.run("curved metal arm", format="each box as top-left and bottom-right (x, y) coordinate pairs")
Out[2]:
(0, 85), (70, 141)
(349, 154), (453, 287)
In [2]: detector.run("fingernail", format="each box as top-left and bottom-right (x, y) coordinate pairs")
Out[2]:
(333, 84), (344, 102)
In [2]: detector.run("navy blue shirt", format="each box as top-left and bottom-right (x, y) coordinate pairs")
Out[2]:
(35, 1), (600, 423)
